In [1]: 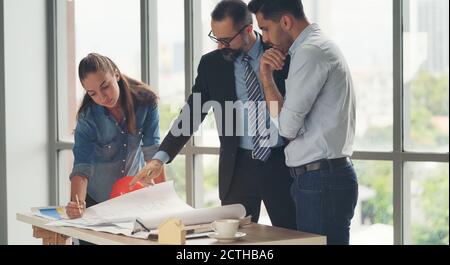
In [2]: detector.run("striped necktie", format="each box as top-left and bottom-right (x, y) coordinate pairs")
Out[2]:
(243, 54), (271, 162)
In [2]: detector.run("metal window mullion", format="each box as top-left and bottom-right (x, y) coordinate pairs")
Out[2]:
(193, 151), (204, 208)
(0, 0), (8, 245)
(185, 147), (195, 206)
(352, 151), (394, 161)
(48, 0), (59, 206)
(393, 0), (405, 245)
(352, 151), (449, 163)
(402, 152), (449, 162)
(141, 0), (158, 87)
(179, 146), (220, 155)
(54, 142), (74, 151)
(184, 0), (196, 207)
(140, 0), (150, 85)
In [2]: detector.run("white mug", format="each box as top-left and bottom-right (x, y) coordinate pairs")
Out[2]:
(211, 219), (240, 237)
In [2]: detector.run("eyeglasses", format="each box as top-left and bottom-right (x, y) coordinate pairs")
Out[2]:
(208, 25), (249, 47)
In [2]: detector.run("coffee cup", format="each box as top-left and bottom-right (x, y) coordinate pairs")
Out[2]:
(211, 219), (240, 237)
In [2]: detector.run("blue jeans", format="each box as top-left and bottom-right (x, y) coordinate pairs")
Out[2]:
(290, 160), (358, 245)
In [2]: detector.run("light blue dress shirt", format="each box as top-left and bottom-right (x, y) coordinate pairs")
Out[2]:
(233, 34), (285, 150)
(275, 23), (356, 168)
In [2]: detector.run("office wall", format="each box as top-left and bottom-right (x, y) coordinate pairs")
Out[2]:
(2, 0), (49, 244)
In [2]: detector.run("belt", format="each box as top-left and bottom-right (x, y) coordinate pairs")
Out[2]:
(237, 147), (284, 158)
(289, 157), (352, 177)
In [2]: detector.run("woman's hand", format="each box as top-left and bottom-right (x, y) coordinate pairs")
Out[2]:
(67, 176), (88, 219)
(130, 159), (164, 187)
(65, 200), (86, 219)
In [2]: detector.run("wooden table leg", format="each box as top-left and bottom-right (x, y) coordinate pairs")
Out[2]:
(32, 226), (72, 245)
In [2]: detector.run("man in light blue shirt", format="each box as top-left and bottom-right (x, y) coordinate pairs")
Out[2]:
(249, 0), (358, 245)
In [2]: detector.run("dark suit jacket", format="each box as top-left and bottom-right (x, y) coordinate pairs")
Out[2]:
(159, 36), (290, 200)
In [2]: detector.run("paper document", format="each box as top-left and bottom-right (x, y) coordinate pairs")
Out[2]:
(47, 181), (246, 239)
(31, 206), (68, 220)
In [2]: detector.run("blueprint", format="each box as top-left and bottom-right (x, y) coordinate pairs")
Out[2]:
(47, 181), (246, 239)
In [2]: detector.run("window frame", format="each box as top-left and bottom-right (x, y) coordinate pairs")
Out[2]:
(0, 0), (8, 245)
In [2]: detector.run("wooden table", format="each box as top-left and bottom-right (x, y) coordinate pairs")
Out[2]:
(17, 213), (326, 245)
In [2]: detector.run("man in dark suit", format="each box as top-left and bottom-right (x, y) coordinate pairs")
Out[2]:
(131, 0), (296, 230)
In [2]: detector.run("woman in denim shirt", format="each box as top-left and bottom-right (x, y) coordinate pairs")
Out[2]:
(66, 53), (165, 219)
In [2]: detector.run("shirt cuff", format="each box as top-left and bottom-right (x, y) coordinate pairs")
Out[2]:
(69, 163), (93, 180)
(152, 151), (170, 164)
(142, 144), (161, 161)
(270, 116), (280, 129)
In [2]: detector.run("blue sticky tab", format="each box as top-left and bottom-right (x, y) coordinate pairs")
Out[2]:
(39, 209), (61, 220)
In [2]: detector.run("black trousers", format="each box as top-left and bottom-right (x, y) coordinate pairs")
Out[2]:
(221, 147), (297, 230)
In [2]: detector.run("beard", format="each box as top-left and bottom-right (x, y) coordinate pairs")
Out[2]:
(220, 34), (249, 62)
(220, 48), (243, 62)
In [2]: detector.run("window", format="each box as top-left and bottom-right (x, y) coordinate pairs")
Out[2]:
(303, 0), (394, 152)
(55, 0), (141, 205)
(153, 0), (188, 200)
(198, 155), (220, 208)
(51, 0), (448, 244)
(304, 0), (396, 244)
(403, 0), (449, 152)
(58, 0), (141, 143)
(351, 161), (394, 245)
(156, 0), (186, 136)
(58, 150), (74, 205)
(167, 155), (187, 202)
(405, 162), (449, 245)
(402, 0), (449, 244)
(192, 0), (221, 148)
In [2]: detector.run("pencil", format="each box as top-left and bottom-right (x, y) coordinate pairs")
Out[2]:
(75, 194), (82, 216)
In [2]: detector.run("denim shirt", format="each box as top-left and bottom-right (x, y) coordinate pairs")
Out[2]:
(70, 103), (160, 203)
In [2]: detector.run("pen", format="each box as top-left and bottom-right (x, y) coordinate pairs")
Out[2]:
(75, 194), (82, 216)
